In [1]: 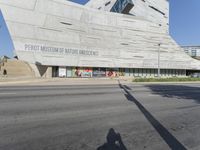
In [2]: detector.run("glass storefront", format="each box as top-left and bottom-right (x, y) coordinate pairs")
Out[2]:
(52, 67), (186, 78)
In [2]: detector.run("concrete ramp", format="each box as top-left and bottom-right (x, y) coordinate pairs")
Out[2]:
(0, 59), (35, 77)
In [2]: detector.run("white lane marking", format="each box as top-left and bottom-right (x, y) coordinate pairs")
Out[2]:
(0, 93), (16, 95)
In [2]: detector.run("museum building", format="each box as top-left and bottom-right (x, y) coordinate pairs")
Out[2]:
(0, 0), (200, 78)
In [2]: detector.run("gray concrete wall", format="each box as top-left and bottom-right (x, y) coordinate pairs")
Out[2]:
(0, 0), (200, 71)
(86, 0), (117, 11)
(86, 0), (169, 31)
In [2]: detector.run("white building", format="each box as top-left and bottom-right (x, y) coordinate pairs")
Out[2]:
(0, 0), (200, 78)
(182, 46), (200, 58)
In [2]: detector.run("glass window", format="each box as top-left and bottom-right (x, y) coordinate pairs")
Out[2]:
(125, 68), (130, 76)
(147, 69), (150, 76)
(154, 69), (158, 77)
(130, 68), (133, 76)
(139, 68), (142, 77)
(191, 50), (196, 57)
(143, 69), (147, 76)
(111, 0), (133, 13)
(160, 69), (163, 76)
(172, 70), (176, 77)
(133, 68), (135, 74)
(134, 68), (139, 77)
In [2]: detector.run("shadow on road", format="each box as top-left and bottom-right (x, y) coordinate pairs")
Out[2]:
(118, 82), (187, 150)
(146, 84), (200, 103)
(97, 128), (127, 150)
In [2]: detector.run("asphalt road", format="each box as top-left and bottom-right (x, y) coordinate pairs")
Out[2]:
(0, 81), (200, 150)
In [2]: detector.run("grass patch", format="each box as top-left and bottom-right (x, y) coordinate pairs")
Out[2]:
(133, 77), (200, 82)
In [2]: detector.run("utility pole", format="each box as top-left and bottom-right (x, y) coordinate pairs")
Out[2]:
(158, 43), (161, 78)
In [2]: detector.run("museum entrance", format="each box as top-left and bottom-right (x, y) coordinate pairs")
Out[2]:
(52, 66), (59, 77)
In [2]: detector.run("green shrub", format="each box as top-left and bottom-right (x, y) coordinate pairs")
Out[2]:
(133, 77), (200, 82)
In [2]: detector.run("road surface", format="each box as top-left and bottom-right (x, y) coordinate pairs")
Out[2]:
(0, 81), (200, 150)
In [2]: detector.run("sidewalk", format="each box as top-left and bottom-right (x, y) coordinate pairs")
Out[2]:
(0, 77), (132, 86)
(1, 76), (200, 86)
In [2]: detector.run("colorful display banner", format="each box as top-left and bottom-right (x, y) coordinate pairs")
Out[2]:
(81, 68), (93, 77)
(106, 68), (119, 77)
(72, 67), (92, 77)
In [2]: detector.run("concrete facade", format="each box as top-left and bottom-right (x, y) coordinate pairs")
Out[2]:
(87, 0), (169, 31)
(0, 0), (200, 77)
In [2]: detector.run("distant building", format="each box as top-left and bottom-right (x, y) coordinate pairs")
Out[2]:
(182, 46), (200, 59)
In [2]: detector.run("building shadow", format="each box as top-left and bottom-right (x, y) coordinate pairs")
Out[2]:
(146, 84), (200, 103)
(97, 128), (128, 150)
(118, 81), (187, 150)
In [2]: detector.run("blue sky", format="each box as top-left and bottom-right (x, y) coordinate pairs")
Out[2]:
(0, 0), (200, 57)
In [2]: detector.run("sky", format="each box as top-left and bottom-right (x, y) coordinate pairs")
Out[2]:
(0, 0), (200, 57)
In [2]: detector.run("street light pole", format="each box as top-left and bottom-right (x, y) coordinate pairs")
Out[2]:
(158, 43), (161, 78)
